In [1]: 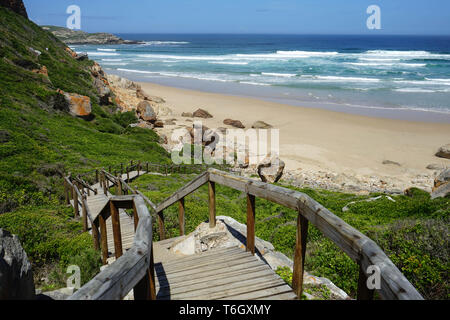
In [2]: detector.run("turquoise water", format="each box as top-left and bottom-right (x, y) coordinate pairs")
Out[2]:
(71, 34), (450, 117)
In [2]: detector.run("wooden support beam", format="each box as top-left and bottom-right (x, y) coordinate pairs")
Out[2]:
(357, 265), (375, 300)
(92, 223), (100, 251)
(292, 213), (309, 299)
(133, 244), (156, 300)
(96, 169), (99, 183)
(110, 201), (123, 259)
(157, 211), (166, 240)
(179, 198), (185, 236)
(126, 167), (130, 182)
(82, 195), (88, 232)
(246, 194), (256, 255)
(99, 214), (108, 265)
(117, 178), (123, 196)
(73, 186), (79, 218)
(133, 200), (139, 231)
(64, 180), (69, 205)
(208, 181), (216, 228)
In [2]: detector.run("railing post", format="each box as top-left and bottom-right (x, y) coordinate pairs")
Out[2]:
(157, 211), (166, 240)
(73, 186), (79, 218)
(179, 198), (185, 236)
(292, 213), (309, 299)
(120, 163), (123, 177)
(137, 161), (141, 176)
(103, 172), (108, 195)
(146, 162), (149, 173)
(246, 194), (256, 255)
(133, 243), (156, 300)
(357, 265), (375, 300)
(64, 180), (69, 205)
(82, 195), (88, 232)
(108, 166), (112, 174)
(92, 222), (100, 251)
(110, 201), (123, 259)
(95, 169), (99, 183)
(99, 214), (108, 265)
(117, 178), (123, 196)
(127, 167), (130, 182)
(208, 181), (216, 228)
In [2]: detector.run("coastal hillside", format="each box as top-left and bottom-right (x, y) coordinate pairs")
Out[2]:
(0, 5), (169, 290)
(42, 25), (139, 45)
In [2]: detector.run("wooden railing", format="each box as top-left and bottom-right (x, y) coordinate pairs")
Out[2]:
(152, 169), (424, 300)
(69, 194), (155, 300)
(63, 163), (423, 300)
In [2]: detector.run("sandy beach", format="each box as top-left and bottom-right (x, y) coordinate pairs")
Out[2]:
(137, 81), (450, 193)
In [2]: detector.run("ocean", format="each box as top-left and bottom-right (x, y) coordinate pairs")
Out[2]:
(71, 34), (450, 121)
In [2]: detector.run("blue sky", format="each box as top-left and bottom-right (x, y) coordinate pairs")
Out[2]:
(24, 0), (450, 35)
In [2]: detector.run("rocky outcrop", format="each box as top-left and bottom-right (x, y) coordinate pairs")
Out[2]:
(136, 101), (157, 122)
(435, 144), (450, 159)
(193, 108), (213, 119)
(223, 119), (245, 129)
(252, 121), (273, 129)
(0, 0), (28, 19)
(42, 26), (140, 45)
(0, 228), (35, 300)
(431, 168), (450, 199)
(58, 90), (92, 117)
(257, 155), (285, 183)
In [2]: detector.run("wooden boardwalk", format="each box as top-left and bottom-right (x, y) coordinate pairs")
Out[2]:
(153, 245), (297, 300)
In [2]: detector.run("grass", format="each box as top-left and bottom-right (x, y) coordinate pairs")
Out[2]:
(0, 7), (171, 291)
(130, 173), (449, 300)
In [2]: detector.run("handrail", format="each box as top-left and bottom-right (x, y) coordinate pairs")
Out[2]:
(149, 168), (423, 300)
(69, 195), (155, 300)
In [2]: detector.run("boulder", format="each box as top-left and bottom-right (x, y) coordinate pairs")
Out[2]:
(431, 183), (450, 199)
(93, 78), (112, 105)
(435, 144), (450, 159)
(136, 101), (157, 122)
(193, 108), (213, 119)
(59, 90), (92, 117)
(0, 228), (35, 300)
(107, 74), (139, 90)
(257, 155), (285, 183)
(382, 160), (401, 167)
(223, 119), (245, 129)
(433, 168), (450, 190)
(252, 121), (273, 129)
(154, 120), (164, 128)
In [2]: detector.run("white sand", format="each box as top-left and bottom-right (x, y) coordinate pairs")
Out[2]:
(139, 81), (450, 192)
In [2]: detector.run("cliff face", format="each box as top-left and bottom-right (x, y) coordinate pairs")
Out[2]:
(0, 0), (27, 18)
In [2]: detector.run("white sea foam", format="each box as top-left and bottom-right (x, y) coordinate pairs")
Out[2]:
(102, 59), (123, 62)
(209, 61), (249, 65)
(97, 48), (117, 52)
(141, 41), (190, 45)
(309, 76), (381, 83)
(240, 81), (271, 86)
(117, 68), (159, 74)
(87, 52), (120, 57)
(395, 88), (436, 93)
(261, 72), (297, 78)
(346, 62), (426, 68)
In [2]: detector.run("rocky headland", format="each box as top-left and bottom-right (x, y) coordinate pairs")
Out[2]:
(43, 26), (140, 45)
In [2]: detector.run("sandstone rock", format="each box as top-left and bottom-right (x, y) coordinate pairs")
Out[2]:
(137, 120), (154, 130)
(252, 121), (273, 129)
(182, 112), (193, 118)
(0, 228), (35, 300)
(65, 47), (77, 58)
(154, 120), (164, 128)
(435, 144), (450, 159)
(431, 183), (450, 199)
(107, 74), (139, 90)
(136, 101), (157, 122)
(93, 78), (111, 105)
(257, 155), (285, 183)
(382, 160), (401, 166)
(193, 108), (213, 119)
(426, 163), (444, 170)
(223, 119), (245, 129)
(0, 0), (28, 18)
(155, 105), (173, 117)
(31, 65), (48, 77)
(59, 90), (92, 117)
(433, 168), (450, 190)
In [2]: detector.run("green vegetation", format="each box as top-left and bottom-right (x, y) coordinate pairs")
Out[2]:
(0, 7), (170, 289)
(130, 173), (449, 300)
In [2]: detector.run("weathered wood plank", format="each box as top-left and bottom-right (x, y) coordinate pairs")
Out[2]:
(292, 213), (308, 298)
